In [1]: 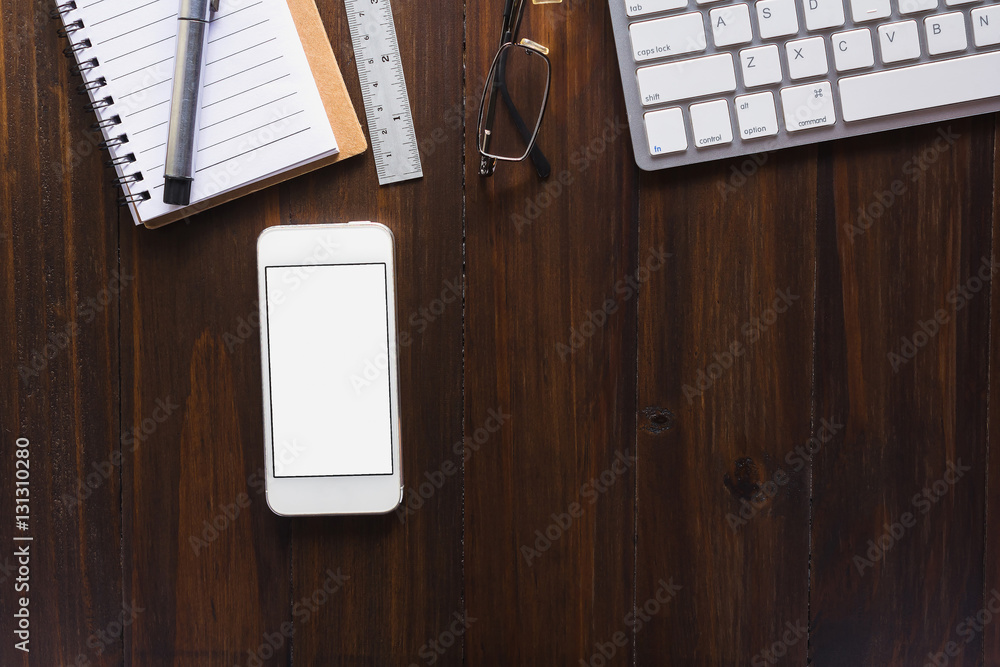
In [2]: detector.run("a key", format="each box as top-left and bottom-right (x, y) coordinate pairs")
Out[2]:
(739, 45), (784, 87)
(735, 91), (779, 139)
(780, 81), (836, 131)
(711, 4), (754, 47)
(925, 12), (967, 54)
(690, 99), (734, 146)
(803, 0), (846, 30)
(644, 107), (688, 154)
(625, 0), (689, 17)
(637, 53), (737, 105)
(832, 28), (875, 71)
(878, 20), (921, 62)
(629, 12), (708, 61)
(850, 0), (891, 22)
(756, 0), (800, 38)
(786, 36), (829, 79)
(839, 51), (1000, 121)
(972, 6), (1000, 46)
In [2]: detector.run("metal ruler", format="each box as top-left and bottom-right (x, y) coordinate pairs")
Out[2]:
(344, 0), (423, 186)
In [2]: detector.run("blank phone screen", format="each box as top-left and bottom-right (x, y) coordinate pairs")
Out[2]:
(264, 264), (393, 477)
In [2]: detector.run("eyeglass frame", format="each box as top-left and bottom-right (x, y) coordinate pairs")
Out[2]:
(477, 0), (553, 178)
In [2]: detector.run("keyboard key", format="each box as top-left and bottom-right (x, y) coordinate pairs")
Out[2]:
(629, 13), (707, 61)
(625, 0), (689, 17)
(971, 6), (1000, 46)
(735, 92), (779, 139)
(644, 107), (688, 155)
(850, 0), (891, 22)
(697, 0), (729, 5)
(690, 99), (734, 146)
(832, 28), (875, 71)
(897, 0), (937, 14)
(944, 0), (978, 5)
(803, 0), (846, 30)
(780, 81), (836, 130)
(756, 0), (800, 38)
(878, 20), (921, 62)
(711, 4), (754, 47)
(786, 36), (829, 79)
(839, 51), (1000, 121)
(739, 45), (784, 87)
(637, 53), (737, 105)
(925, 12), (967, 54)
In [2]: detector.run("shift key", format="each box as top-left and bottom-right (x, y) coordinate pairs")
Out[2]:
(637, 54), (737, 106)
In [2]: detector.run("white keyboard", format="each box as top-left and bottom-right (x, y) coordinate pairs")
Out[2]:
(608, 0), (1000, 170)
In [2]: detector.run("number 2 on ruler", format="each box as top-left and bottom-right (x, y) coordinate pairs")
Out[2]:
(346, 0), (423, 185)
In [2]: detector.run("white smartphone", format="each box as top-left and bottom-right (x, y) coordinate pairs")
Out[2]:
(256, 222), (402, 516)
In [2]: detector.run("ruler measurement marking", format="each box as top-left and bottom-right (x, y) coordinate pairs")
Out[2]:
(345, 0), (422, 185)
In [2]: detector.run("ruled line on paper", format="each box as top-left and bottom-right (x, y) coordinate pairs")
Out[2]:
(78, 0), (339, 224)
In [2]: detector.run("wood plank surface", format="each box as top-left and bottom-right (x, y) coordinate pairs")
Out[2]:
(985, 115), (1000, 667)
(287, 0), (466, 664)
(463, 1), (638, 664)
(1, 0), (999, 664)
(0, 3), (124, 666)
(634, 147), (816, 663)
(811, 119), (994, 665)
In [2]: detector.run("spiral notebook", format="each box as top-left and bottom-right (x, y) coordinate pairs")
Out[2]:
(53, 0), (366, 228)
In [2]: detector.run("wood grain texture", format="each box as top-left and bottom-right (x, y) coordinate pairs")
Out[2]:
(464, 1), (638, 664)
(287, 0), (466, 664)
(986, 115), (1000, 667)
(120, 195), (293, 664)
(0, 3), (124, 665)
(2, 0), (1000, 663)
(634, 147), (816, 664)
(811, 118), (994, 665)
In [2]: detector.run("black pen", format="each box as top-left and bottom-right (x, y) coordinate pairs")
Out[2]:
(163, 0), (220, 206)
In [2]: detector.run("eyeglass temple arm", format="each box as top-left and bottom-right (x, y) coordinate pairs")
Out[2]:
(497, 82), (551, 179)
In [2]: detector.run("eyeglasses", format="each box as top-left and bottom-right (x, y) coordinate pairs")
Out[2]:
(477, 0), (556, 179)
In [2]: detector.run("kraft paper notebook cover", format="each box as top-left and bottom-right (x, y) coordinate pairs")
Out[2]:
(53, 0), (366, 229)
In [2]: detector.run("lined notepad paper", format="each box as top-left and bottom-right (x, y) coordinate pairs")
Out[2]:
(64, 0), (339, 225)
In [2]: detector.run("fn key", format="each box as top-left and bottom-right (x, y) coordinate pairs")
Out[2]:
(644, 107), (688, 156)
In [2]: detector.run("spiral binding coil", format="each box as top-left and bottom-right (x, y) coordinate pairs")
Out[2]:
(51, 6), (149, 207)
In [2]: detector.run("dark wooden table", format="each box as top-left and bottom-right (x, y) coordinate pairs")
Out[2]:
(2, 0), (999, 664)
